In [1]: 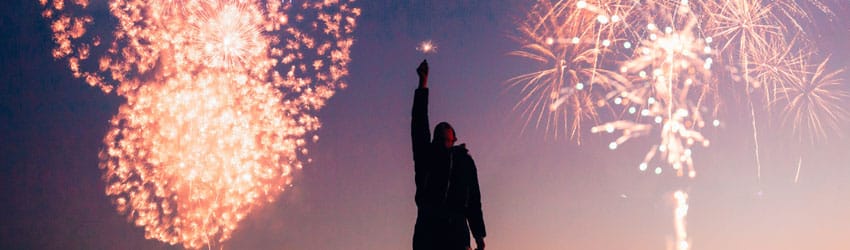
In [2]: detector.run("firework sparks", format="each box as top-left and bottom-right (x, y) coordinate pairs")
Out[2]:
(703, 0), (788, 181)
(777, 56), (848, 142)
(704, 0), (783, 66)
(672, 190), (690, 250)
(510, 0), (842, 248)
(507, 0), (631, 141)
(591, 1), (715, 179)
(417, 40), (437, 54)
(41, 0), (360, 248)
(510, 0), (845, 177)
(511, 0), (842, 164)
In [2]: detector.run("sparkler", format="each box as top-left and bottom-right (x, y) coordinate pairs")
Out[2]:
(510, 0), (843, 248)
(417, 40), (437, 54)
(41, 0), (360, 248)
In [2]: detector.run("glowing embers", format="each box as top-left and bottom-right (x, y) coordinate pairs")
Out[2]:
(101, 72), (301, 248)
(510, 1), (842, 249)
(188, 2), (267, 69)
(41, 0), (360, 248)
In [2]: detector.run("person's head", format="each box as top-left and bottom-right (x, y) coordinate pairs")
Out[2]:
(432, 122), (457, 149)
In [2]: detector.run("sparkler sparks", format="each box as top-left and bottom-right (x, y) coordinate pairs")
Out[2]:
(41, 0), (360, 248)
(417, 40), (437, 54)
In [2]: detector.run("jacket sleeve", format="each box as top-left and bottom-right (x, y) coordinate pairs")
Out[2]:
(466, 156), (486, 239)
(411, 88), (431, 165)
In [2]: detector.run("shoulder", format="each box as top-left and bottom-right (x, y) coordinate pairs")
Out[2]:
(453, 144), (474, 161)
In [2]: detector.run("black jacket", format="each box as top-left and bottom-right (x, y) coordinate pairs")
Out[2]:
(411, 88), (486, 240)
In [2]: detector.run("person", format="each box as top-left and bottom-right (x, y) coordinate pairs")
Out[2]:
(411, 60), (486, 250)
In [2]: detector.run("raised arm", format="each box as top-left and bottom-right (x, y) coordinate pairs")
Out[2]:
(412, 60), (430, 164)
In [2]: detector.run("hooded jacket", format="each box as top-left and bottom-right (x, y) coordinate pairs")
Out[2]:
(411, 88), (486, 241)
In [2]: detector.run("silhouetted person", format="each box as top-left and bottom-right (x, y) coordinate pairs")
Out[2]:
(411, 60), (486, 250)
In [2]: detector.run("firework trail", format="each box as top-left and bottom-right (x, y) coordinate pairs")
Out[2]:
(41, 0), (360, 248)
(510, 0), (843, 248)
(795, 156), (803, 183)
(702, 0), (781, 182)
(672, 190), (690, 250)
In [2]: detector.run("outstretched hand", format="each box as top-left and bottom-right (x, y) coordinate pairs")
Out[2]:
(475, 237), (485, 250)
(417, 60), (428, 89)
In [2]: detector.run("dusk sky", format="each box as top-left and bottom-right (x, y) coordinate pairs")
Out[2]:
(3, 1), (850, 249)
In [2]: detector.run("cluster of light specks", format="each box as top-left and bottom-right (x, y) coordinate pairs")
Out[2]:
(511, 0), (842, 248)
(507, 0), (633, 141)
(511, 0), (720, 176)
(598, 10), (713, 179)
(41, 0), (360, 248)
(512, 0), (844, 176)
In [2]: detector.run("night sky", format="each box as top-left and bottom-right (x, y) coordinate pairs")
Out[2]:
(3, 1), (850, 249)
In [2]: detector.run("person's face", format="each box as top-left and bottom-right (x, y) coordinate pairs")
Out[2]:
(442, 128), (456, 149)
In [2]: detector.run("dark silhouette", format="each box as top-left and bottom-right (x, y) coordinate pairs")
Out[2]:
(411, 60), (486, 250)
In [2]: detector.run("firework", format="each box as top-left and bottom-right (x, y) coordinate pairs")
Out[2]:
(776, 56), (848, 143)
(510, 0), (842, 248)
(41, 0), (360, 248)
(704, 0), (784, 181)
(511, 0), (717, 176)
(596, 9), (714, 179)
(704, 0), (783, 66)
(511, 0), (843, 178)
(507, 0), (632, 141)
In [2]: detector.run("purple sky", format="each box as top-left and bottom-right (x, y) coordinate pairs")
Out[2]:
(2, 1), (850, 249)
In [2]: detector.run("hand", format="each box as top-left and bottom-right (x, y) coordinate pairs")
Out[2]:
(417, 60), (428, 89)
(474, 237), (485, 250)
